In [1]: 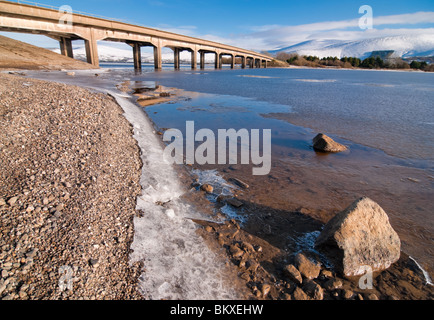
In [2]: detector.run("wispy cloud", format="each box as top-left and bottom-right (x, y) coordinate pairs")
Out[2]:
(241, 11), (434, 50)
(151, 12), (434, 52)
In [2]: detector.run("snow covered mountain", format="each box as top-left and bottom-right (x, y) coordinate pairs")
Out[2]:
(51, 42), (215, 63)
(270, 34), (434, 59)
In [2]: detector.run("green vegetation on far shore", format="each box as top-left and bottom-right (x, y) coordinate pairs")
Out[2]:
(272, 52), (434, 72)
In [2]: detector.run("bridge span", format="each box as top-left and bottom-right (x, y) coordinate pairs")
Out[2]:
(0, 0), (272, 70)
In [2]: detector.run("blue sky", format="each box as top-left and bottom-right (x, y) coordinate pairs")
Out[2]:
(2, 0), (434, 50)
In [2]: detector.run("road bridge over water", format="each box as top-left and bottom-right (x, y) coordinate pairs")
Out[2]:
(0, 0), (272, 70)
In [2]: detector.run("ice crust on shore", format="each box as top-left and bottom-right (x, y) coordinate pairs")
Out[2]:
(19, 71), (238, 299)
(192, 168), (236, 197)
(409, 256), (433, 286)
(108, 91), (238, 300)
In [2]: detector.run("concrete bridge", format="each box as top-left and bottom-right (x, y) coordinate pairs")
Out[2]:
(0, 0), (272, 70)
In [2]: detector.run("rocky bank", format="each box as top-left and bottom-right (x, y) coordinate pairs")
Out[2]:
(0, 73), (142, 299)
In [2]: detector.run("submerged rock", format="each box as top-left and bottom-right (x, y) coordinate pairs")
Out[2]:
(229, 177), (249, 189)
(312, 133), (347, 153)
(200, 183), (213, 193)
(226, 198), (243, 208)
(315, 197), (401, 276)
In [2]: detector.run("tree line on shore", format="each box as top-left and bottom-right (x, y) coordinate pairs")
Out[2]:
(272, 52), (434, 71)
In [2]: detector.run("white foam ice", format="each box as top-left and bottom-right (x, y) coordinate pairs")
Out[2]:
(191, 169), (248, 224)
(291, 230), (334, 269)
(409, 256), (433, 286)
(220, 204), (247, 224)
(107, 91), (238, 300)
(191, 168), (236, 197)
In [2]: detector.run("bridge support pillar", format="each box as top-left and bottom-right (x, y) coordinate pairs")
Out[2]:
(154, 45), (162, 70)
(230, 54), (235, 69)
(241, 56), (246, 69)
(200, 51), (205, 69)
(214, 52), (219, 69)
(83, 28), (99, 67)
(133, 43), (141, 70)
(191, 50), (197, 70)
(174, 47), (180, 70)
(59, 37), (73, 58)
(256, 59), (261, 68)
(84, 39), (99, 67)
(264, 60), (267, 68)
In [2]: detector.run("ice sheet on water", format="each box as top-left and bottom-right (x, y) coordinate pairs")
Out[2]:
(409, 256), (433, 286)
(191, 169), (247, 224)
(220, 204), (247, 225)
(191, 168), (236, 197)
(290, 230), (334, 269)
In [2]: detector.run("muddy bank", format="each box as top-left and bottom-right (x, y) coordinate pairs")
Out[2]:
(0, 73), (142, 299)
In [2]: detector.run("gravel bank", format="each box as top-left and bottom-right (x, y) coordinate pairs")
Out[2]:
(0, 73), (143, 299)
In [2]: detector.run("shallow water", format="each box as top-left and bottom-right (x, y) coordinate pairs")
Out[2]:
(135, 67), (434, 162)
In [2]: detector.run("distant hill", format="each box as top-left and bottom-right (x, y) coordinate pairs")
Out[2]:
(369, 50), (395, 60)
(270, 34), (434, 59)
(0, 35), (97, 70)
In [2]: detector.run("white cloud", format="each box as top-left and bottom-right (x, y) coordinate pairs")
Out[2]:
(161, 12), (434, 52)
(242, 11), (434, 50)
(147, 12), (434, 52)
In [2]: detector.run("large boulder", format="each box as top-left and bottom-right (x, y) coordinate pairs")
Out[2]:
(312, 133), (347, 153)
(315, 197), (400, 276)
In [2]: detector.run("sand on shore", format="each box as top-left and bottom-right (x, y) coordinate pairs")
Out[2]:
(0, 73), (142, 299)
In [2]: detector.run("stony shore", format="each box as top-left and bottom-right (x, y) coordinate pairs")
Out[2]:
(0, 73), (142, 299)
(189, 179), (434, 300)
